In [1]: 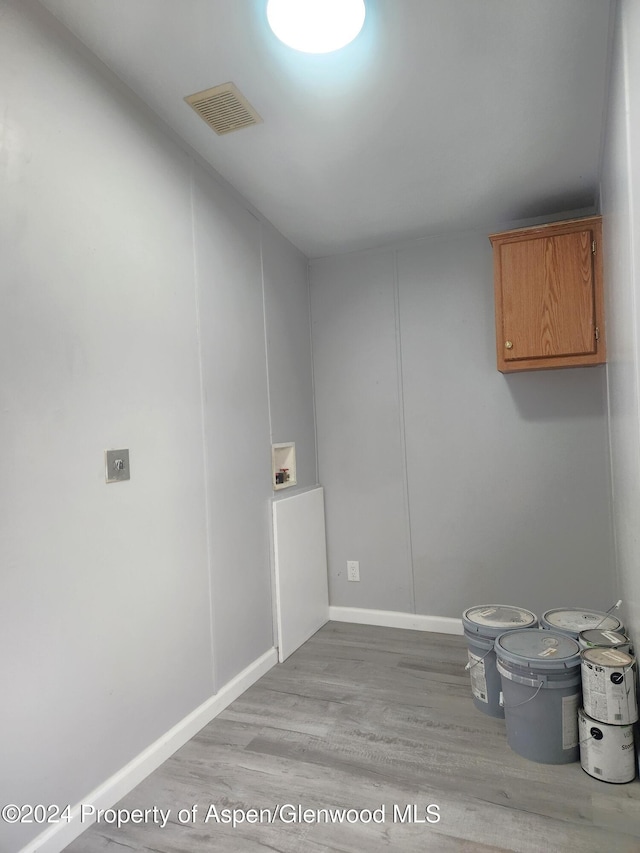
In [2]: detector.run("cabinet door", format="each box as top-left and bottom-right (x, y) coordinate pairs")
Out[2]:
(491, 216), (604, 373)
(500, 228), (596, 364)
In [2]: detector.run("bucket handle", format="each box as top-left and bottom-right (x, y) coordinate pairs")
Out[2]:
(465, 648), (492, 671)
(499, 682), (543, 710)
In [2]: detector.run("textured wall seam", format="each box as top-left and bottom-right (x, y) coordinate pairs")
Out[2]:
(393, 248), (416, 614)
(190, 160), (218, 694)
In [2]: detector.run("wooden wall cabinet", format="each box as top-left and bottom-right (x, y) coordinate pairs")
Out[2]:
(489, 216), (605, 373)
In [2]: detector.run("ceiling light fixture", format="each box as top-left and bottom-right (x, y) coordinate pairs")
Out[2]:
(266, 0), (366, 54)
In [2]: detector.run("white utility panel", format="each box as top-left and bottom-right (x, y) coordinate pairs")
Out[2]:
(272, 487), (329, 661)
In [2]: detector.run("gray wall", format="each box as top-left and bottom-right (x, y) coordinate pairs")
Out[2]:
(193, 165), (274, 690)
(310, 232), (616, 618)
(262, 221), (317, 490)
(310, 251), (413, 612)
(600, 0), (640, 645)
(0, 2), (315, 849)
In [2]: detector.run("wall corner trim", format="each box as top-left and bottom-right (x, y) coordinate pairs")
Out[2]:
(20, 647), (278, 853)
(329, 606), (463, 635)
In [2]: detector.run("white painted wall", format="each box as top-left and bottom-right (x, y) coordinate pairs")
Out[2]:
(310, 234), (615, 619)
(600, 0), (640, 645)
(0, 2), (315, 849)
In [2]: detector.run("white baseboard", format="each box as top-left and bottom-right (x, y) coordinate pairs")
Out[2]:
(329, 606), (463, 635)
(21, 647), (278, 853)
(22, 611), (461, 852)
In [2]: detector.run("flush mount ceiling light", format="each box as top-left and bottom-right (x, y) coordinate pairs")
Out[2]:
(267, 0), (366, 54)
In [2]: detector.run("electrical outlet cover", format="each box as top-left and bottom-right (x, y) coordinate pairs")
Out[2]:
(105, 449), (130, 483)
(347, 560), (360, 581)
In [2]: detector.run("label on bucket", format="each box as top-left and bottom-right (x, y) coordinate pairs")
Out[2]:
(602, 631), (624, 644)
(578, 709), (636, 783)
(562, 693), (580, 750)
(581, 656), (638, 725)
(599, 650), (629, 665)
(468, 651), (488, 702)
(538, 647), (559, 657)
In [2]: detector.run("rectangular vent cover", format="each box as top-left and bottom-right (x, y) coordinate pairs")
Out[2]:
(184, 82), (262, 135)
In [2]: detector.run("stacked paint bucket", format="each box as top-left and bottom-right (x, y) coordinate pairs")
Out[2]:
(577, 625), (637, 783)
(462, 605), (538, 718)
(464, 604), (639, 774)
(494, 620), (583, 764)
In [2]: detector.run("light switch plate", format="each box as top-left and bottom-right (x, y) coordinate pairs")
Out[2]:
(105, 449), (130, 483)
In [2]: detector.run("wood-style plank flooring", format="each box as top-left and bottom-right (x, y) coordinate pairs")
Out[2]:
(64, 622), (640, 852)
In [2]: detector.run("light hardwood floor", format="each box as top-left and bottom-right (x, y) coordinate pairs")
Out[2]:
(65, 622), (640, 852)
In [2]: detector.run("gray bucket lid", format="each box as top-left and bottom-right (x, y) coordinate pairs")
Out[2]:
(541, 608), (622, 634)
(581, 647), (634, 668)
(462, 605), (537, 638)
(579, 629), (628, 647)
(495, 628), (580, 671)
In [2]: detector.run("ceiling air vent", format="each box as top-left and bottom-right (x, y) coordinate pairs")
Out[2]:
(184, 82), (262, 135)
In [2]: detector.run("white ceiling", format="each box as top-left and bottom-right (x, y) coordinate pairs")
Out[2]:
(38, 0), (613, 258)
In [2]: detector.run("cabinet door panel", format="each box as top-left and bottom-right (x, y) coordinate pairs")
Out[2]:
(501, 230), (595, 362)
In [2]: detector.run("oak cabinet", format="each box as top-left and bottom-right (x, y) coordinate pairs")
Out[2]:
(489, 216), (605, 373)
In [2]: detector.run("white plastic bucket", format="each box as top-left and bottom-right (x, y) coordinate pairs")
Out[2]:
(541, 608), (623, 639)
(578, 629), (631, 655)
(578, 708), (636, 783)
(581, 647), (638, 725)
(495, 628), (581, 764)
(462, 605), (537, 718)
